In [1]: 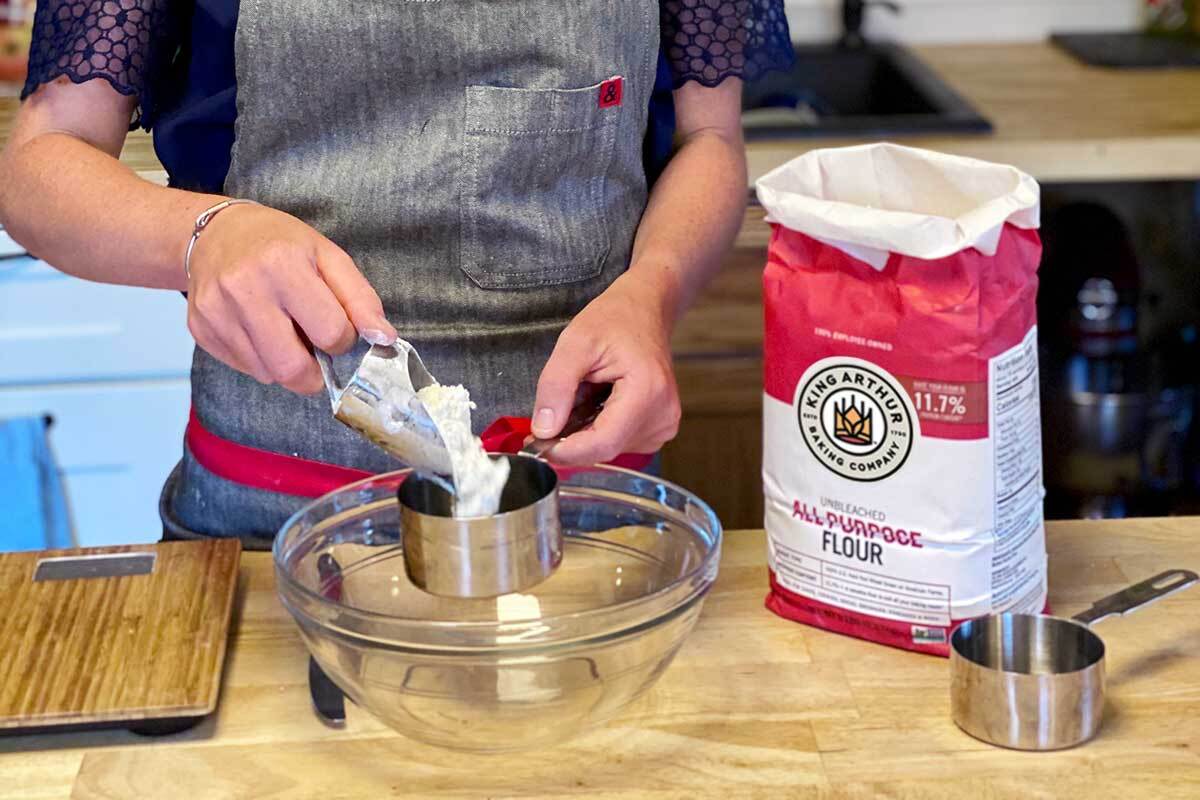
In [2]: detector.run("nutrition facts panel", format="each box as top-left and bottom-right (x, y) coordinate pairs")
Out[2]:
(989, 326), (1046, 611)
(771, 540), (952, 626)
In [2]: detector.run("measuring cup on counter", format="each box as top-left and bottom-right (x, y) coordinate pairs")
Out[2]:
(398, 384), (612, 599)
(950, 569), (1198, 751)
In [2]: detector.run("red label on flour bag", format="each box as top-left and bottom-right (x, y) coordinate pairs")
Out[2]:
(756, 144), (1047, 656)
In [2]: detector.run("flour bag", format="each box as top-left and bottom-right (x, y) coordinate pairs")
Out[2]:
(757, 143), (1046, 656)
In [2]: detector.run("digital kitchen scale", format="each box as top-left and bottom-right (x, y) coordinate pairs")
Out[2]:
(0, 539), (241, 735)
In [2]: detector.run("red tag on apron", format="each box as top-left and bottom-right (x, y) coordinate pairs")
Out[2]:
(598, 76), (623, 109)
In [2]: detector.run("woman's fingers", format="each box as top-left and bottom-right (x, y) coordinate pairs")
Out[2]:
(276, 256), (358, 355)
(547, 383), (639, 464)
(532, 330), (597, 440)
(214, 322), (274, 384)
(188, 310), (254, 379)
(316, 242), (396, 346)
(188, 292), (272, 382)
(533, 274), (682, 465)
(548, 377), (678, 465)
(193, 287), (323, 393)
(185, 203), (393, 394)
(236, 301), (325, 395)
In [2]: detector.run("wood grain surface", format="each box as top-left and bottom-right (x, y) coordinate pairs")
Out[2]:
(4, 43), (1199, 186)
(663, 354), (764, 528)
(1, 519), (1197, 799)
(0, 540), (241, 730)
(747, 43), (1200, 183)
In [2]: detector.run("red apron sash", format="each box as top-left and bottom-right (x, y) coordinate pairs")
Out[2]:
(186, 408), (653, 499)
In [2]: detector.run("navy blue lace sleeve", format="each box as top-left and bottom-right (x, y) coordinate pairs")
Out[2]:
(20, 0), (177, 129)
(661, 0), (794, 88)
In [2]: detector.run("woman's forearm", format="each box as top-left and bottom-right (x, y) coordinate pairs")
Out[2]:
(0, 131), (222, 291)
(529, 91), (747, 458)
(0, 79), (224, 291)
(626, 87), (747, 325)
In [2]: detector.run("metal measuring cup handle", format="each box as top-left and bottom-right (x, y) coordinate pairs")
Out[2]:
(313, 347), (342, 406)
(1071, 569), (1199, 626)
(522, 383), (613, 458)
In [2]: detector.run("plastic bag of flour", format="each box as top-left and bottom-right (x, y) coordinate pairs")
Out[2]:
(757, 143), (1046, 656)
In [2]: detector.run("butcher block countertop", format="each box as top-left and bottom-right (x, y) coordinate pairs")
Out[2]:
(4, 43), (1200, 186)
(746, 42), (1200, 184)
(3, 517), (1198, 799)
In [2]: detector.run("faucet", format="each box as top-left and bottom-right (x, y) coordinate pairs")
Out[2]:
(840, 0), (902, 49)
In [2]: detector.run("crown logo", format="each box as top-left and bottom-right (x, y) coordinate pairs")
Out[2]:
(833, 396), (873, 445)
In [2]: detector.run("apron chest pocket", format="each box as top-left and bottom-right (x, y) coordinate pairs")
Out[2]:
(461, 81), (621, 290)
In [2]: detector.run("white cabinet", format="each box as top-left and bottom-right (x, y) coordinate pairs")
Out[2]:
(0, 252), (194, 546)
(0, 254), (194, 384)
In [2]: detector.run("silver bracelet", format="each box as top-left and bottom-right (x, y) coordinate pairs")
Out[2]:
(183, 198), (260, 281)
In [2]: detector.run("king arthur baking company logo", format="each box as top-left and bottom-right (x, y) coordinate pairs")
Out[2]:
(796, 359), (916, 482)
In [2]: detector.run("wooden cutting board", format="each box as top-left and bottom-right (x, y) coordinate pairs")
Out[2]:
(0, 538), (240, 734)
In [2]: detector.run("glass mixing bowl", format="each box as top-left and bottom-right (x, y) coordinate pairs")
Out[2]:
(274, 462), (722, 752)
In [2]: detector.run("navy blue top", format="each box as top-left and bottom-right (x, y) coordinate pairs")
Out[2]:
(22, 0), (793, 191)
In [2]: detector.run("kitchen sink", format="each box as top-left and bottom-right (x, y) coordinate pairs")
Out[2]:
(742, 43), (993, 139)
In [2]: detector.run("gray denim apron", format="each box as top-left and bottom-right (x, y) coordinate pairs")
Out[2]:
(161, 0), (657, 548)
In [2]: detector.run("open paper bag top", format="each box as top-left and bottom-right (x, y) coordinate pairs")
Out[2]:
(755, 143), (1040, 270)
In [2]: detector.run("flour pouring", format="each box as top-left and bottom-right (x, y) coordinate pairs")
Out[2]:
(315, 341), (509, 517)
(318, 342), (614, 521)
(414, 383), (510, 518)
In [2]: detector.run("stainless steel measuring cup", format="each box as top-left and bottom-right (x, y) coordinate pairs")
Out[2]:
(313, 341), (452, 477)
(399, 454), (561, 598)
(950, 569), (1198, 750)
(397, 383), (612, 598)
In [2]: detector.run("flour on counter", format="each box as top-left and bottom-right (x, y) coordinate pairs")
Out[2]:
(415, 383), (510, 518)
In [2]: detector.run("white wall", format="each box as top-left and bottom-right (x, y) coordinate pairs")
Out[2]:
(785, 0), (1142, 44)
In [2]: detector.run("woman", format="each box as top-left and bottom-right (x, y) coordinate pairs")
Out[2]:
(0, 0), (792, 547)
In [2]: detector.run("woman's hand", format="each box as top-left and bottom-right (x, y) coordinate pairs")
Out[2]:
(530, 77), (746, 465)
(1, 79), (395, 398)
(186, 203), (397, 395)
(532, 271), (681, 464)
